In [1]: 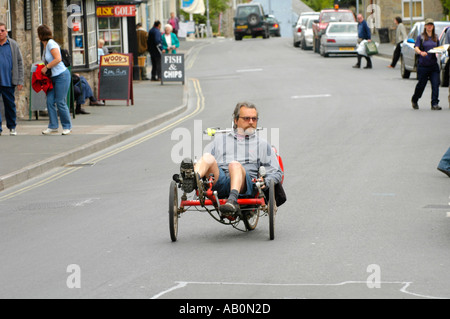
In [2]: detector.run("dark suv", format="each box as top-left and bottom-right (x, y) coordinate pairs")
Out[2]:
(233, 3), (270, 41)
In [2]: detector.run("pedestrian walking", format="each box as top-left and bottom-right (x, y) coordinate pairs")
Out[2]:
(437, 147), (450, 178)
(388, 17), (407, 68)
(136, 23), (149, 80)
(147, 21), (162, 82)
(168, 12), (180, 36)
(0, 22), (24, 136)
(38, 24), (73, 135)
(353, 14), (372, 69)
(411, 19), (441, 110)
(161, 24), (179, 54)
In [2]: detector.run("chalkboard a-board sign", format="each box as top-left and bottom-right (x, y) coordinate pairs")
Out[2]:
(98, 53), (134, 106)
(161, 53), (185, 85)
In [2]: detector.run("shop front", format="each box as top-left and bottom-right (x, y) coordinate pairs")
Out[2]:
(96, 0), (143, 80)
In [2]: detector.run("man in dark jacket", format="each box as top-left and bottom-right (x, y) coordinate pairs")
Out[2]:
(147, 21), (162, 81)
(353, 14), (372, 69)
(0, 22), (24, 136)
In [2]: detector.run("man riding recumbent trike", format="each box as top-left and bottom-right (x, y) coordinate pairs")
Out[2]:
(168, 102), (286, 241)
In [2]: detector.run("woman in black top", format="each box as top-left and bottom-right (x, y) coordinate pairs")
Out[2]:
(411, 19), (441, 110)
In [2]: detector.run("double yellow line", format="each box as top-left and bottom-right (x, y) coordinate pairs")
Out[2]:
(0, 78), (205, 202)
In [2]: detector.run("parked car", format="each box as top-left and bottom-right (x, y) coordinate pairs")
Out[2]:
(438, 26), (450, 87)
(233, 3), (270, 41)
(312, 6), (355, 53)
(293, 12), (319, 47)
(267, 15), (281, 37)
(400, 21), (450, 79)
(319, 22), (358, 57)
(300, 18), (315, 50)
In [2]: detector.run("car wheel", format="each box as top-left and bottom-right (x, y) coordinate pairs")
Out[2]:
(294, 40), (300, 47)
(235, 34), (242, 41)
(314, 37), (320, 53)
(400, 56), (410, 79)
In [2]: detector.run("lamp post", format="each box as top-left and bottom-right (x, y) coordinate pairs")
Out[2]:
(206, 0), (212, 37)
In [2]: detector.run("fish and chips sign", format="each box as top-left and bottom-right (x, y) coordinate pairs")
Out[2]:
(161, 54), (185, 85)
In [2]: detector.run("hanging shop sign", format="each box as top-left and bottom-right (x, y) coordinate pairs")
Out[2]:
(96, 5), (136, 18)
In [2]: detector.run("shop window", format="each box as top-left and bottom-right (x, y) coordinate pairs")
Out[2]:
(69, 0), (98, 68)
(6, 0), (11, 32)
(402, 0), (424, 20)
(98, 17), (122, 53)
(38, 0), (43, 26)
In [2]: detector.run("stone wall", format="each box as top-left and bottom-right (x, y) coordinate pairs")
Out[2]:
(3, 0), (98, 119)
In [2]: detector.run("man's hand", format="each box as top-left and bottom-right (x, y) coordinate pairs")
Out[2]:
(255, 177), (266, 190)
(17, 85), (23, 91)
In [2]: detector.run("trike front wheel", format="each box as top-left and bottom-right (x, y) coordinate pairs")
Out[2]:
(169, 181), (179, 242)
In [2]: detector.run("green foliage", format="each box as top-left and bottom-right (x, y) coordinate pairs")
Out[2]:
(302, 0), (335, 11)
(442, 0), (450, 15)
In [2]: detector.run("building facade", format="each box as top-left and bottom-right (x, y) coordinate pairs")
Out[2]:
(0, 0), (179, 120)
(365, 0), (444, 42)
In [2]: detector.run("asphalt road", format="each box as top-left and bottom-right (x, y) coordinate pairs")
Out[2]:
(0, 37), (449, 299)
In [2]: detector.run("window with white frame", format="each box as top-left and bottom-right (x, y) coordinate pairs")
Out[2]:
(69, 0), (98, 68)
(6, 0), (11, 32)
(38, 0), (43, 26)
(402, 0), (424, 20)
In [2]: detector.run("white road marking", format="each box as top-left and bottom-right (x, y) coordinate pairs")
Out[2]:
(151, 280), (448, 299)
(291, 94), (331, 99)
(236, 68), (263, 73)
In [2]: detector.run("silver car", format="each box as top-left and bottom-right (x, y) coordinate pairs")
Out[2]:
(400, 21), (450, 79)
(300, 18), (315, 50)
(319, 22), (358, 57)
(293, 12), (319, 47)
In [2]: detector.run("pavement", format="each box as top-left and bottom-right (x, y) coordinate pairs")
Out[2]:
(0, 38), (203, 192)
(0, 36), (397, 192)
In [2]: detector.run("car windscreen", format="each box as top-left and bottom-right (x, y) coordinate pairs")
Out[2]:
(322, 12), (355, 23)
(328, 24), (357, 33)
(237, 6), (260, 17)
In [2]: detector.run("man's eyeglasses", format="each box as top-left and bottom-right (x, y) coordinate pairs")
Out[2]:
(239, 116), (258, 122)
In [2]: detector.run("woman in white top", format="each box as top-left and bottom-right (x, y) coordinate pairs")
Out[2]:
(38, 24), (72, 135)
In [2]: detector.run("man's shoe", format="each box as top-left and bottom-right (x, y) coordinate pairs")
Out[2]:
(352, 64), (361, 68)
(219, 200), (239, 216)
(411, 100), (419, 110)
(10, 129), (17, 136)
(62, 129), (72, 135)
(180, 158), (196, 193)
(431, 105), (442, 110)
(42, 128), (59, 135)
(437, 167), (450, 177)
(364, 65), (372, 69)
(76, 108), (90, 114)
(89, 100), (105, 106)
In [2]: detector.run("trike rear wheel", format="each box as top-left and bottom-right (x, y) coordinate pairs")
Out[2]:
(169, 181), (179, 242)
(268, 180), (276, 240)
